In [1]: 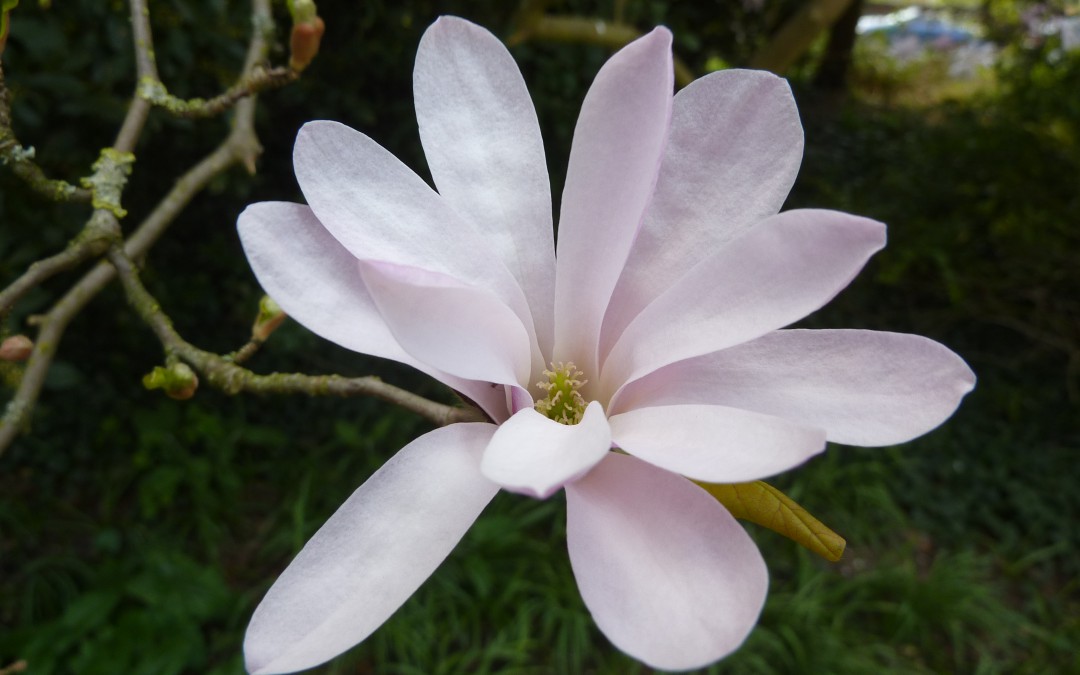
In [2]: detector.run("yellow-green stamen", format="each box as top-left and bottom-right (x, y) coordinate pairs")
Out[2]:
(534, 361), (587, 425)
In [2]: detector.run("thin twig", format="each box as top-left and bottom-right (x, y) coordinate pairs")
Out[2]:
(0, 0), (157, 320)
(106, 244), (486, 427)
(0, 125), (251, 452)
(113, 0), (156, 154)
(0, 0), (278, 454)
(138, 65), (298, 119)
(132, 0), (294, 121)
(228, 338), (265, 365)
(0, 212), (118, 316)
(114, 0), (158, 153)
(0, 62), (91, 202)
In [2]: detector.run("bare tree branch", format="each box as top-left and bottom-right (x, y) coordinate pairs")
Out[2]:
(106, 245), (486, 427)
(138, 65), (298, 119)
(114, 0), (158, 153)
(0, 0), (160, 318)
(0, 0), (282, 454)
(0, 212), (118, 316)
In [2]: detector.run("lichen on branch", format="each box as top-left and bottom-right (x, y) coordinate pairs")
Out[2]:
(81, 148), (136, 218)
(136, 65), (298, 120)
(0, 0), (303, 455)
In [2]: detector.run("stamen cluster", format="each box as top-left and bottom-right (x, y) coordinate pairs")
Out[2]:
(534, 361), (587, 425)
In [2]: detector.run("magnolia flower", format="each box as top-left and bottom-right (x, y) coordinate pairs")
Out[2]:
(237, 16), (974, 674)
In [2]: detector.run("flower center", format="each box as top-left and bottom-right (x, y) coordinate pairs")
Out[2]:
(534, 361), (587, 425)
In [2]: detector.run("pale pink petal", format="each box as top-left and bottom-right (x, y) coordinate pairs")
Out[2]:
(601, 70), (803, 360)
(553, 28), (674, 376)
(360, 260), (535, 388)
(414, 17), (555, 357)
(613, 329), (977, 446)
(609, 404), (825, 483)
(453, 382), (514, 425)
(237, 202), (503, 419)
(601, 209), (887, 397)
(565, 453), (768, 671)
(237, 202), (414, 363)
(244, 423), (499, 675)
(508, 385), (534, 415)
(480, 401), (610, 499)
(292, 120), (536, 345)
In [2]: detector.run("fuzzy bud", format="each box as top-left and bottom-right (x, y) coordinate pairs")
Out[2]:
(289, 15), (325, 72)
(251, 295), (287, 342)
(143, 362), (199, 400)
(0, 335), (33, 362)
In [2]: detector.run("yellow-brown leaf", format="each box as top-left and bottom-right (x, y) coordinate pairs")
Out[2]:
(697, 480), (846, 562)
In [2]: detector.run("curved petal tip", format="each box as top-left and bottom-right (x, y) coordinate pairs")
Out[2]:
(481, 401), (611, 498)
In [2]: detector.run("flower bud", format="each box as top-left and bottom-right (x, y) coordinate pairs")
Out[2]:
(0, 335), (33, 362)
(287, 0), (317, 24)
(289, 15), (325, 72)
(251, 295), (287, 342)
(143, 362), (199, 400)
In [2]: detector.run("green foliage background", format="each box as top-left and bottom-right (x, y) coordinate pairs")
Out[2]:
(1, 1), (1077, 673)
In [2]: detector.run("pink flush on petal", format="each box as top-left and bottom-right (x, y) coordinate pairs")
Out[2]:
(237, 14), (975, 675)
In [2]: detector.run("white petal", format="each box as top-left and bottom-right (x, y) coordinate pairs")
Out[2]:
(553, 28), (674, 375)
(414, 17), (555, 358)
(602, 209), (887, 396)
(237, 202), (503, 418)
(508, 385), (534, 415)
(614, 329), (977, 446)
(480, 401), (610, 498)
(601, 70), (803, 359)
(565, 453), (768, 671)
(237, 202), (414, 363)
(454, 382), (514, 424)
(360, 260), (535, 387)
(244, 423), (499, 675)
(609, 404), (825, 483)
(292, 120), (536, 345)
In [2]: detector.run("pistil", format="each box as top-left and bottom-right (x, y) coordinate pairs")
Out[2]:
(534, 361), (587, 425)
